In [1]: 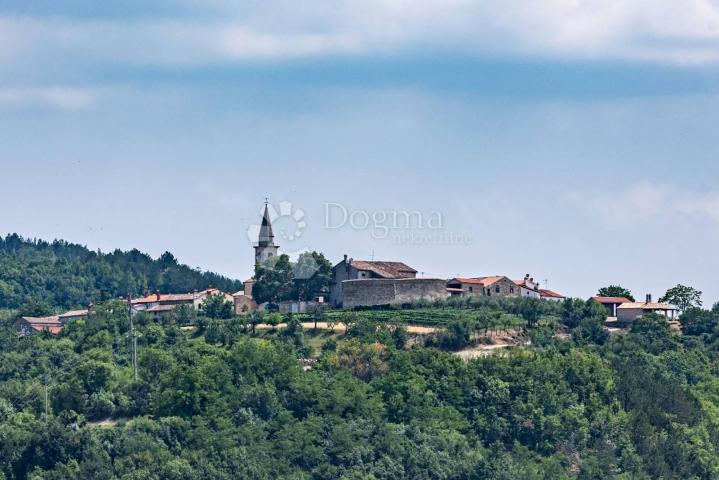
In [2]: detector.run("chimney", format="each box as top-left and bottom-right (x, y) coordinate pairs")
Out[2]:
(646, 294), (652, 304)
(344, 254), (348, 263)
(155, 290), (161, 301)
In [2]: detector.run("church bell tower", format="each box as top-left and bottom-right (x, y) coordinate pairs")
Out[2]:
(254, 199), (279, 264)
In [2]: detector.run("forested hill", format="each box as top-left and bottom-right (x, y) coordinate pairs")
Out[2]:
(0, 233), (243, 311)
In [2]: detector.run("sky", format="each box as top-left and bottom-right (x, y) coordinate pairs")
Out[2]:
(1, 0), (719, 304)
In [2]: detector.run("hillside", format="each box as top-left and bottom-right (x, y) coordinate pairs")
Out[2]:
(0, 234), (242, 311)
(2, 299), (719, 478)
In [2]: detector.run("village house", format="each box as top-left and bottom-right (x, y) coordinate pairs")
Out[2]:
(329, 256), (418, 307)
(616, 294), (678, 324)
(591, 296), (632, 317)
(446, 276), (519, 297)
(514, 274), (541, 299)
(15, 315), (63, 335)
(539, 289), (565, 302)
(131, 288), (233, 319)
(58, 309), (89, 324)
(233, 278), (258, 315)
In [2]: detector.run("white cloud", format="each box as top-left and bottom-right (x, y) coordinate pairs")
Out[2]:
(1, 0), (719, 71)
(0, 87), (96, 110)
(577, 181), (719, 227)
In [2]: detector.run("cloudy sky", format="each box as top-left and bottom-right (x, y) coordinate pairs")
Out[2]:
(1, 0), (718, 303)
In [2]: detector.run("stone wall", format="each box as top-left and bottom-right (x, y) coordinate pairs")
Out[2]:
(342, 278), (448, 309)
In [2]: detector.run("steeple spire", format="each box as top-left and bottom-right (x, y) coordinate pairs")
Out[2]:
(254, 198), (279, 263)
(257, 202), (275, 247)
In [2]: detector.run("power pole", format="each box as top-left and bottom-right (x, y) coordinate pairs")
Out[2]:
(128, 294), (137, 381)
(44, 372), (49, 425)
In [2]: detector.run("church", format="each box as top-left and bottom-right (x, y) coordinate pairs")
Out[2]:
(232, 201), (280, 314)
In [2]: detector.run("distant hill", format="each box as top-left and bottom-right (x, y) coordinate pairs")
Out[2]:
(0, 233), (243, 311)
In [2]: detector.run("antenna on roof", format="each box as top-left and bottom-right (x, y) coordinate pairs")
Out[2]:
(370, 250), (375, 261)
(544, 278), (549, 289)
(264, 197), (269, 206)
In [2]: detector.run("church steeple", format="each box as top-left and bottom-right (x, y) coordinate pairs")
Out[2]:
(254, 198), (279, 264)
(257, 199), (275, 247)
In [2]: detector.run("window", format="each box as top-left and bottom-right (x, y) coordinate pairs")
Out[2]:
(510, 287), (514, 294)
(495, 285), (500, 293)
(469, 286), (473, 292)
(268, 252), (273, 257)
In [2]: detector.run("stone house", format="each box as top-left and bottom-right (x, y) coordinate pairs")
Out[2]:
(446, 276), (519, 298)
(329, 256), (417, 307)
(15, 316), (63, 335)
(131, 288), (233, 319)
(58, 309), (89, 324)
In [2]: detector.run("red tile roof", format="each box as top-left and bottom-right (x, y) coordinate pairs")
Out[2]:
(539, 289), (565, 299)
(591, 296), (631, 304)
(31, 325), (62, 334)
(453, 276), (507, 286)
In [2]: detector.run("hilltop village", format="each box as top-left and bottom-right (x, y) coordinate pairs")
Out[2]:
(15, 201), (678, 335)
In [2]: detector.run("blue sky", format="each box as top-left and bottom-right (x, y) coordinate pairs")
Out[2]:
(1, 0), (719, 303)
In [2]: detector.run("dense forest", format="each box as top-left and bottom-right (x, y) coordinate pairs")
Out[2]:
(2, 296), (719, 479)
(0, 234), (243, 311)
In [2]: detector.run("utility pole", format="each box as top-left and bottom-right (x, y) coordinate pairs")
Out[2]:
(128, 294), (137, 381)
(44, 372), (49, 425)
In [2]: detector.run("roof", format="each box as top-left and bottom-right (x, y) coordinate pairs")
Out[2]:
(539, 289), (565, 299)
(59, 309), (89, 318)
(145, 304), (178, 313)
(21, 315), (61, 325)
(451, 276), (507, 286)
(591, 296), (632, 304)
(617, 302), (677, 311)
(31, 325), (62, 334)
(348, 260), (417, 278)
(132, 288), (220, 305)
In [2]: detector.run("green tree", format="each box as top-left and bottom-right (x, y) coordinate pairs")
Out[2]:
(597, 285), (635, 301)
(678, 306), (718, 336)
(660, 284), (702, 312)
(200, 293), (234, 319)
(252, 254), (295, 304)
(292, 251), (333, 301)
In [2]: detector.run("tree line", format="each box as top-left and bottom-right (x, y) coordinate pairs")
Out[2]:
(0, 234), (242, 313)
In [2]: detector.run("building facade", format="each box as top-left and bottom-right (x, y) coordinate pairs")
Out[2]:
(446, 276), (519, 298)
(329, 256), (417, 307)
(514, 274), (541, 299)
